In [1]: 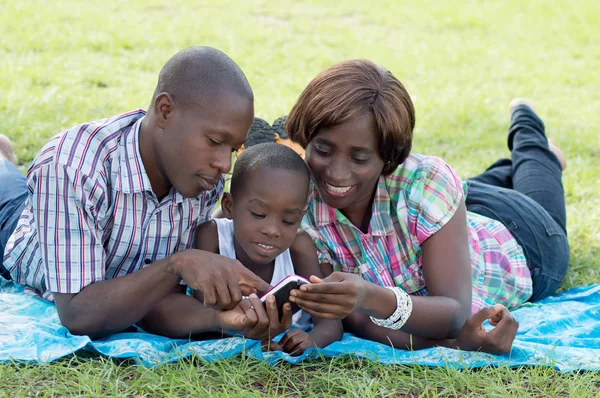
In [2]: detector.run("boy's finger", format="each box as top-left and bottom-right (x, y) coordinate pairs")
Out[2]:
(279, 328), (300, 347)
(309, 275), (324, 284)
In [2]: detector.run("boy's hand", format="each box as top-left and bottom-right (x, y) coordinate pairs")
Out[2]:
(236, 294), (293, 341)
(169, 249), (271, 310)
(289, 272), (367, 319)
(280, 329), (316, 356)
(261, 339), (283, 352)
(455, 304), (518, 354)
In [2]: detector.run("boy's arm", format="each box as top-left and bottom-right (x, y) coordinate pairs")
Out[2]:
(289, 232), (343, 347)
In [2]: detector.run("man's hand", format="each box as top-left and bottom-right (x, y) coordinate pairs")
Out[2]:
(238, 294), (293, 341)
(169, 249), (271, 310)
(455, 304), (519, 354)
(215, 300), (259, 334)
(216, 295), (293, 341)
(279, 329), (316, 356)
(289, 273), (368, 319)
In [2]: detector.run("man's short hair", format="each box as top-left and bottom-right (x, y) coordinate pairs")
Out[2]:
(231, 143), (310, 197)
(151, 46), (253, 107)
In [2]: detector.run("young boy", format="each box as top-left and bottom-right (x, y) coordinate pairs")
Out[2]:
(194, 142), (342, 355)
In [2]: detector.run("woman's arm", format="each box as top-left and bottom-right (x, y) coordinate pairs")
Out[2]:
(344, 303), (518, 354)
(361, 200), (472, 339)
(291, 201), (471, 340)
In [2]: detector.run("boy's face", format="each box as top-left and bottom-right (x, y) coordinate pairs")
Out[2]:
(223, 166), (309, 266)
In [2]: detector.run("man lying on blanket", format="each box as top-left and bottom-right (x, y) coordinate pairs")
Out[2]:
(0, 46), (517, 354)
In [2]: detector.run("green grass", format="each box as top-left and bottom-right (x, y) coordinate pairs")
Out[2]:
(1, 0), (599, 396)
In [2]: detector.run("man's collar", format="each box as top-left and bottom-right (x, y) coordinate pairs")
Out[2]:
(116, 113), (154, 195)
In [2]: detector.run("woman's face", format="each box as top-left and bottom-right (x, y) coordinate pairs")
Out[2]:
(305, 112), (386, 219)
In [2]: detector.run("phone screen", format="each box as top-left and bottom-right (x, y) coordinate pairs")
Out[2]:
(260, 275), (309, 317)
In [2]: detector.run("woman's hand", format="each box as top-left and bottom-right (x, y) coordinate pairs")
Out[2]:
(455, 304), (519, 354)
(289, 272), (369, 319)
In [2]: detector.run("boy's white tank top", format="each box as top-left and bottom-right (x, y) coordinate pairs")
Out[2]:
(213, 218), (311, 330)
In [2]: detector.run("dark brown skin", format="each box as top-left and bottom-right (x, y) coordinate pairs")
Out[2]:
(291, 112), (471, 339)
(288, 112), (519, 352)
(271, 231), (343, 356)
(294, 263), (518, 354)
(188, 167), (342, 355)
(53, 89), (272, 339)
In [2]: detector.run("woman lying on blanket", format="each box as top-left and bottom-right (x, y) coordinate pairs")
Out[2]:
(280, 59), (569, 354)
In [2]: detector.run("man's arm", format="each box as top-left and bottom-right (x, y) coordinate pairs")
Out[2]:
(54, 256), (179, 338)
(137, 285), (220, 338)
(54, 249), (270, 339)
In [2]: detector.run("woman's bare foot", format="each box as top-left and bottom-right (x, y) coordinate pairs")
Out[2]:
(0, 134), (18, 165)
(508, 98), (535, 114)
(548, 139), (567, 171)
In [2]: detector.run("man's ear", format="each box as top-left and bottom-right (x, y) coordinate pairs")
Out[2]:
(221, 192), (234, 219)
(153, 93), (175, 129)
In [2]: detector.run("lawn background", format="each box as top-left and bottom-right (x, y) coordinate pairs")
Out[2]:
(1, 0), (599, 396)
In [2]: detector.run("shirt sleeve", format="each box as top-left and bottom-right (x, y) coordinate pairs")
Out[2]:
(30, 163), (107, 294)
(405, 157), (464, 245)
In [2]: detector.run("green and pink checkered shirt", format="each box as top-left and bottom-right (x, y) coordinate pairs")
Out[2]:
(301, 154), (533, 313)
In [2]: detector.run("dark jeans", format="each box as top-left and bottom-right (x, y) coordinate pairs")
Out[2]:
(466, 104), (569, 302)
(0, 160), (27, 280)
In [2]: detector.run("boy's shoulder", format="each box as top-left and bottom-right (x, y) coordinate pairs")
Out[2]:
(194, 219), (219, 253)
(290, 229), (316, 255)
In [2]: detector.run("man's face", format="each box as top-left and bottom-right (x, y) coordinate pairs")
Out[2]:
(155, 91), (254, 198)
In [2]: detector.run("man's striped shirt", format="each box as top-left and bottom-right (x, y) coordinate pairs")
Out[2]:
(3, 110), (223, 300)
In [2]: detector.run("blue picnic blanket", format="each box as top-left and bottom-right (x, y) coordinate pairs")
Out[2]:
(1, 279), (599, 371)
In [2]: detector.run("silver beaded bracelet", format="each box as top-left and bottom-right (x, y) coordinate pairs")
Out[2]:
(369, 286), (413, 330)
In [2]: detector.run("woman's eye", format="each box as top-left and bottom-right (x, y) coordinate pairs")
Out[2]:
(250, 211), (265, 219)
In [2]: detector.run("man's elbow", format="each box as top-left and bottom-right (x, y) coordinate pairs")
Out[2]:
(58, 313), (110, 339)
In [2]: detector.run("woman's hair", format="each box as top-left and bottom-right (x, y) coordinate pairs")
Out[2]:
(286, 59), (415, 175)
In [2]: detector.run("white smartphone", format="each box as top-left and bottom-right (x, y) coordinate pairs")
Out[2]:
(260, 274), (310, 316)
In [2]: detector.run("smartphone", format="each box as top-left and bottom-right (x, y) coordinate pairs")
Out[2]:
(260, 274), (310, 316)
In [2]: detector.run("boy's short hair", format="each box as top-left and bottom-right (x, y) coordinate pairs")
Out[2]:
(286, 59), (415, 175)
(230, 142), (310, 197)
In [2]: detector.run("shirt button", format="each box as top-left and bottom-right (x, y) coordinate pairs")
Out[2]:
(377, 267), (384, 274)
(144, 258), (152, 265)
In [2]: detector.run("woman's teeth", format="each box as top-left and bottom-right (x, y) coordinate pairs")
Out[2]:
(257, 243), (274, 250)
(325, 183), (353, 194)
